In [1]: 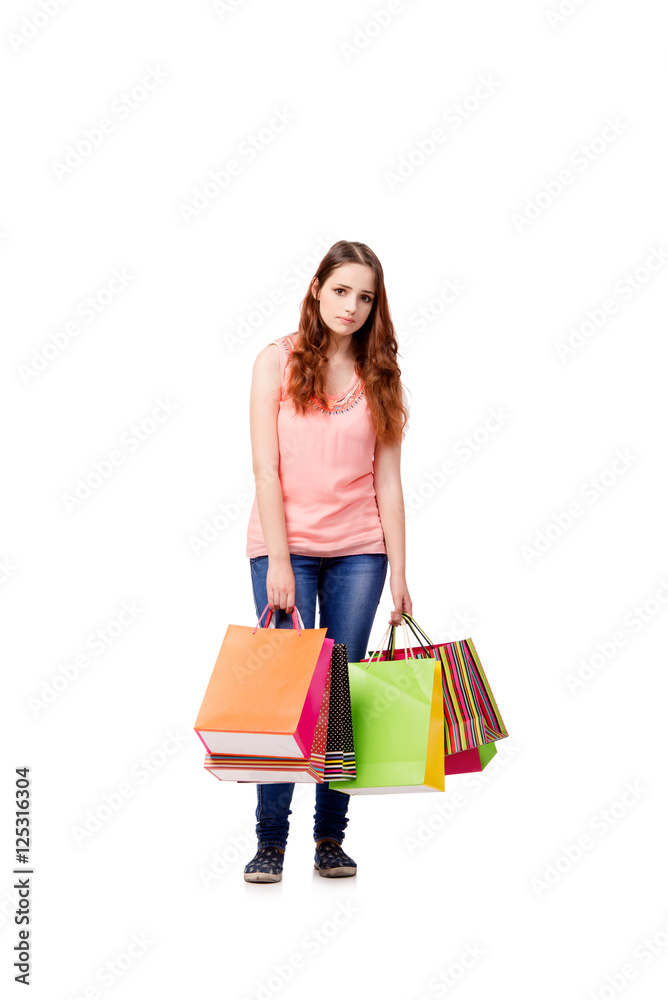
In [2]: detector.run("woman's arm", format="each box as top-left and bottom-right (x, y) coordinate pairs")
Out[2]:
(374, 438), (413, 624)
(249, 344), (295, 612)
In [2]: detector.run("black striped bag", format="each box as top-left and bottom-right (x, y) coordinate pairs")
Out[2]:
(323, 643), (356, 781)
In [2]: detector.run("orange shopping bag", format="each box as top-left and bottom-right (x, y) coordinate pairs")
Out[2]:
(194, 604), (332, 759)
(202, 651), (333, 782)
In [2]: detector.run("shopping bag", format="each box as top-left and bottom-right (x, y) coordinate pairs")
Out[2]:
(194, 604), (332, 758)
(444, 742), (497, 775)
(368, 612), (508, 755)
(203, 641), (356, 783)
(329, 623), (444, 795)
(323, 642), (356, 781)
(202, 674), (329, 781)
(203, 752), (325, 782)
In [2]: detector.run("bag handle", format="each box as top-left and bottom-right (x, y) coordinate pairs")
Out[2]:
(384, 621), (394, 659)
(399, 616), (424, 658)
(389, 613), (434, 659)
(253, 604), (305, 635)
(366, 617), (412, 669)
(384, 617), (414, 658)
(365, 623), (394, 669)
(398, 612), (436, 648)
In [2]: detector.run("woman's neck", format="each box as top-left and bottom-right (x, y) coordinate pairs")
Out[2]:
(324, 330), (356, 362)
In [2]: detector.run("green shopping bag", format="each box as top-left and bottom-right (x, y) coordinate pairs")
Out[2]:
(329, 623), (444, 795)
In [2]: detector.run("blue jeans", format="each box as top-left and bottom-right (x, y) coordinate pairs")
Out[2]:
(249, 553), (389, 850)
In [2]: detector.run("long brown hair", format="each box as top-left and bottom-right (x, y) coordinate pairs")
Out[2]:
(284, 240), (409, 445)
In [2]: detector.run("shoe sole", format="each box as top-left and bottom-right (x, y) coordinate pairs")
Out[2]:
(244, 871), (282, 883)
(314, 863), (357, 878)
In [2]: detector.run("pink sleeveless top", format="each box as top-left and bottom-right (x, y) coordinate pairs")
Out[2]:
(246, 333), (387, 558)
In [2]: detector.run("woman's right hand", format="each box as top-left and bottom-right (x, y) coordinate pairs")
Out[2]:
(266, 555), (296, 614)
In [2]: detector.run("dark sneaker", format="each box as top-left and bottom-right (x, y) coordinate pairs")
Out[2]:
(244, 845), (285, 883)
(314, 839), (357, 878)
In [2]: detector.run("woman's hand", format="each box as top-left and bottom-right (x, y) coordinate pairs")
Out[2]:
(266, 555), (296, 614)
(388, 572), (412, 626)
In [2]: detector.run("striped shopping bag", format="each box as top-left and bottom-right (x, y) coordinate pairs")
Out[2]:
(366, 613), (508, 756)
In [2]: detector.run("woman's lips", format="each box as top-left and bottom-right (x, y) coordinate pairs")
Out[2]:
(338, 317), (354, 324)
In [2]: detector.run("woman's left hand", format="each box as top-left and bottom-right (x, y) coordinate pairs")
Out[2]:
(388, 573), (412, 626)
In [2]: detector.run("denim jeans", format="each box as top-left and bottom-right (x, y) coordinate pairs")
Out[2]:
(248, 553), (389, 850)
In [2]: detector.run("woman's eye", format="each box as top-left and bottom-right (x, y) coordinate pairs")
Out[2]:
(334, 288), (371, 302)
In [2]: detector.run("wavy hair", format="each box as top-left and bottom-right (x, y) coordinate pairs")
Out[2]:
(284, 240), (409, 445)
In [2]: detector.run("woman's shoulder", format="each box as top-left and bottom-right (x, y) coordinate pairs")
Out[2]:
(255, 333), (292, 359)
(279, 331), (299, 351)
(253, 334), (297, 385)
(259, 332), (297, 355)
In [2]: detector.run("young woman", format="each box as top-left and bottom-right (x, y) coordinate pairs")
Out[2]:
(244, 239), (412, 883)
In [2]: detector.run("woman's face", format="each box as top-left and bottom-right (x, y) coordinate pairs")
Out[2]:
(312, 263), (376, 339)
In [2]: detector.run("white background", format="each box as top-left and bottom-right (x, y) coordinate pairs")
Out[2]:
(2, 1), (668, 998)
